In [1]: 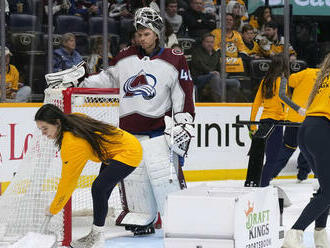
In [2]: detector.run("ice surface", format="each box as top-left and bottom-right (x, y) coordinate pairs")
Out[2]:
(0, 179), (323, 248)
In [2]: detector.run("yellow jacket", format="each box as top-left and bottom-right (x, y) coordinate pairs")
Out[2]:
(287, 68), (318, 122)
(250, 77), (286, 130)
(211, 29), (245, 57)
(307, 76), (330, 121)
(49, 129), (142, 215)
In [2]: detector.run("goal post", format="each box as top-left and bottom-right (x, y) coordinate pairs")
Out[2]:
(0, 87), (122, 247)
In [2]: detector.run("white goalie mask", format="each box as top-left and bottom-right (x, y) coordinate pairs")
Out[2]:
(134, 7), (163, 37)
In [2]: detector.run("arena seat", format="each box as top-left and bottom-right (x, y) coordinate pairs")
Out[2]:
(43, 34), (63, 50)
(290, 60), (308, 73)
(88, 17), (120, 36)
(55, 15), (87, 34)
(177, 37), (196, 62)
(8, 14), (41, 32)
(249, 59), (272, 95)
(9, 32), (43, 53)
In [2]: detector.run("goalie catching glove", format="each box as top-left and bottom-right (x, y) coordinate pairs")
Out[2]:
(45, 61), (88, 88)
(164, 113), (194, 157)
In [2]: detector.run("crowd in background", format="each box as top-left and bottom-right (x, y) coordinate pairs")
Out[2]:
(0, 0), (328, 102)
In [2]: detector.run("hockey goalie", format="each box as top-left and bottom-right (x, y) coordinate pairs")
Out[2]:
(45, 6), (195, 237)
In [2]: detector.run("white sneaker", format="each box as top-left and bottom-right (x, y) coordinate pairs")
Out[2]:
(70, 225), (105, 248)
(282, 229), (305, 248)
(314, 228), (330, 248)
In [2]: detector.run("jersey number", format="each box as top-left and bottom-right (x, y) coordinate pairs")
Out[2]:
(180, 69), (192, 81)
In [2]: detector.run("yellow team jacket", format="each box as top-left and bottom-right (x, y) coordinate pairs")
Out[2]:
(0, 64), (19, 99)
(287, 68), (319, 122)
(257, 36), (296, 58)
(306, 76), (330, 121)
(250, 77), (286, 131)
(240, 40), (263, 57)
(49, 129), (143, 215)
(211, 29), (245, 57)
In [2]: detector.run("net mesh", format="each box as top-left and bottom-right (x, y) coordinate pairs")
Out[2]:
(0, 88), (121, 244)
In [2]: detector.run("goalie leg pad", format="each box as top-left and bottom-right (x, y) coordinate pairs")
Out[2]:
(117, 135), (158, 227)
(141, 135), (181, 216)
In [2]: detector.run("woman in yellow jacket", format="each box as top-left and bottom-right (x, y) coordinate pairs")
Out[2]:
(282, 54), (330, 248)
(247, 54), (300, 187)
(34, 103), (143, 248)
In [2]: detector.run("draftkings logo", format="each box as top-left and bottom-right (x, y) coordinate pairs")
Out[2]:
(245, 201), (272, 248)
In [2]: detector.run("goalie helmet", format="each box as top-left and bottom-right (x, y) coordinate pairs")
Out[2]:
(134, 7), (163, 37)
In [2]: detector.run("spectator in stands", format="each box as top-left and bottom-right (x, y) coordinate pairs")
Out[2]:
(249, 5), (273, 35)
(201, 0), (216, 16)
(8, 0), (30, 14)
(182, 0), (216, 40)
(0, 47), (31, 102)
(164, 20), (179, 48)
(165, 0), (184, 35)
(239, 24), (263, 72)
(226, 0), (248, 32)
(53, 33), (83, 72)
(257, 21), (297, 61)
(87, 36), (113, 74)
(190, 33), (240, 102)
(68, 0), (99, 20)
(42, 0), (70, 25)
(211, 13), (246, 73)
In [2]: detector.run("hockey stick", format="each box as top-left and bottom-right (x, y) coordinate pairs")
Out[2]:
(169, 109), (175, 184)
(237, 120), (302, 127)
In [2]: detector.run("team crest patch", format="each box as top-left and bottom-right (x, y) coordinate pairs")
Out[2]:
(172, 48), (184, 56)
(123, 69), (157, 99)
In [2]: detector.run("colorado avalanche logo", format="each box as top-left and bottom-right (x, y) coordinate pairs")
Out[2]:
(123, 69), (157, 100)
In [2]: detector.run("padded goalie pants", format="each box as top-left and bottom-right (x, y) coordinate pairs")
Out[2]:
(92, 159), (136, 226)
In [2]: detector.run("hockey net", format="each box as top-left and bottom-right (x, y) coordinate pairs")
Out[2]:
(0, 88), (121, 246)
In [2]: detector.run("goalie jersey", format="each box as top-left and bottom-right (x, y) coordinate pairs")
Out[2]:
(82, 46), (195, 133)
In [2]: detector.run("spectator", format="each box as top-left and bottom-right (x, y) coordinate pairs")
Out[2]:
(164, 20), (179, 48)
(53, 33), (83, 72)
(201, 0), (216, 15)
(42, 0), (70, 25)
(0, 47), (31, 102)
(211, 13), (246, 73)
(165, 0), (184, 35)
(257, 21), (297, 61)
(249, 6), (273, 35)
(68, 0), (99, 20)
(190, 33), (240, 102)
(226, 0), (248, 32)
(87, 37), (113, 74)
(239, 24), (263, 72)
(182, 0), (216, 40)
(8, 0), (30, 14)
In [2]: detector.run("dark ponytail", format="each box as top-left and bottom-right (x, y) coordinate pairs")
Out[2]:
(35, 104), (122, 161)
